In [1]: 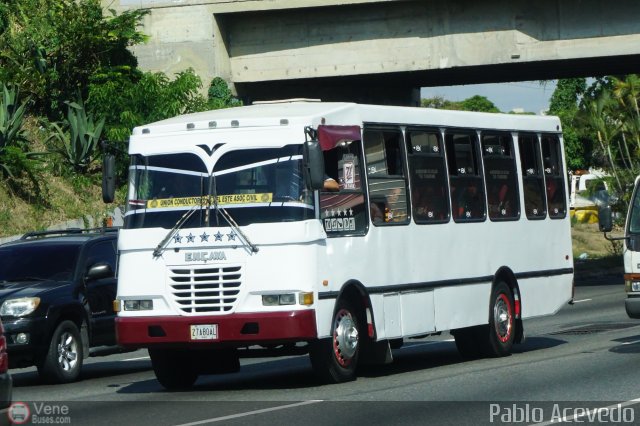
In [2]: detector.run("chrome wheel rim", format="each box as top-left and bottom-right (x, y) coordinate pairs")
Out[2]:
(333, 309), (359, 367)
(493, 293), (513, 343)
(57, 332), (79, 372)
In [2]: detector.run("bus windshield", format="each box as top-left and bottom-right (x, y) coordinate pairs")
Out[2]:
(124, 145), (315, 229)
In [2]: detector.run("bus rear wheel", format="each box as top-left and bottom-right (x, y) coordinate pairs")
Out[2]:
(149, 349), (198, 390)
(484, 281), (515, 356)
(454, 282), (515, 358)
(310, 299), (360, 383)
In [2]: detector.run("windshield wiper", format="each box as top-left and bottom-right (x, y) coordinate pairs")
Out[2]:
(217, 205), (259, 253)
(209, 173), (259, 253)
(153, 202), (202, 258)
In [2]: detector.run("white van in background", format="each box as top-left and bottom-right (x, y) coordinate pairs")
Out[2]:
(570, 168), (610, 223)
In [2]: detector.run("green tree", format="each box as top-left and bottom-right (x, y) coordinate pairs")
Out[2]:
(578, 90), (623, 192)
(0, 0), (148, 120)
(207, 77), (242, 109)
(421, 96), (461, 110)
(421, 95), (501, 112)
(612, 75), (640, 157)
(459, 95), (500, 113)
(0, 83), (30, 179)
(49, 97), (105, 174)
(548, 78), (590, 170)
(88, 68), (208, 143)
(590, 75), (640, 208)
(0, 83), (43, 199)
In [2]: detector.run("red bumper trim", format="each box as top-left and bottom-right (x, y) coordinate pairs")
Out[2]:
(116, 310), (317, 347)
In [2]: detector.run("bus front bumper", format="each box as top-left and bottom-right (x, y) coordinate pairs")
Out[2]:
(116, 310), (317, 348)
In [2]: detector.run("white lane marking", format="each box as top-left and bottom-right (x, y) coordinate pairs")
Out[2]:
(173, 400), (323, 426)
(122, 356), (150, 362)
(531, 397), (640, 425)
(621, 339), (640, 346)
(572, 298), (592, 303)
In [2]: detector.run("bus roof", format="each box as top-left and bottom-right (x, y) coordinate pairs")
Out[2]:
(131, 100), (562, 136)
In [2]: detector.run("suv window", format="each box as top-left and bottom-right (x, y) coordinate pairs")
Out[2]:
(0, 244), (80, 282)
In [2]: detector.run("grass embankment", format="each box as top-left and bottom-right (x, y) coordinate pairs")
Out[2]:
(571, 223), (623, 277)
(0, 118), (110, 238)
(0, 177), (106, 238)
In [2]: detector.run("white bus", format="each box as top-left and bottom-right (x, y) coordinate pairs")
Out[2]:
(103, 101), (574, 389)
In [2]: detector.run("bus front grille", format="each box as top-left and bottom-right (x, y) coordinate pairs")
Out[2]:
(168, 265), (242, 314)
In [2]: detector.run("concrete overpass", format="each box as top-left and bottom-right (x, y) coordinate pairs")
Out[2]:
(108, 0), (640, 105)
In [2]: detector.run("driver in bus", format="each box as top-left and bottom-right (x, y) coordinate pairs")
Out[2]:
(323, 175), (339, 191)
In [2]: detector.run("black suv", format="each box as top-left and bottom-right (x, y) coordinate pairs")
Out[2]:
(0, 228), (118, 383)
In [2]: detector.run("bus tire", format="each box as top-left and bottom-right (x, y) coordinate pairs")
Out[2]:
(38, 320), (84, 384)
(483, 281), (516, 356)
(150, 349), (198, 390)
(309, 298), (360, 383)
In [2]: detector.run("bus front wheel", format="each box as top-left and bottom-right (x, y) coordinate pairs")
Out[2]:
(149, 349), (198, 390)
(310, 299), (360, 383)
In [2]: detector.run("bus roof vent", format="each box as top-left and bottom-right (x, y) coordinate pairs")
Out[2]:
(186, 123), (195, 130)
(209, 121), (217, 128)
(280, 119), (289, 125)
(231, 120), (239, 127)
(142, 128), (150, 134)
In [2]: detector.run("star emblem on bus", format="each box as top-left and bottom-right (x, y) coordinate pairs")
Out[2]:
(200, 232), (210, 242)
(186, 233), (195, 243)
(173, 234), (183, 243)
(227, 232), (236, 241)
(214, 231), (223, 241)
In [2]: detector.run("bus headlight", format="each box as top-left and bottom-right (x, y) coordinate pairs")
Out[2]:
(262, 293), (302, 306)
(278, 294), (296, 305)
(631, 282), (640, 292)
(262, 295), (280, 306)
(123, 299), (154, 311)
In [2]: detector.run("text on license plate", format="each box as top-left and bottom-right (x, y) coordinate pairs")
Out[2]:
(190, 324), (218, 340)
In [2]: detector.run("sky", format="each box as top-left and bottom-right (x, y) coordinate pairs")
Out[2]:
(421, 80), (557, 115)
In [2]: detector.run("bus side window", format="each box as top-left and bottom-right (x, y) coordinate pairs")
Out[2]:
(541, 134), (567, 219)
(406, 129), (450, 223)
(363, 128), (410, 225)
(518, 134), (547, 219)
(319, 140), (367, 236)
(482, 133), (520, 221)
(445, 131), (486, 222)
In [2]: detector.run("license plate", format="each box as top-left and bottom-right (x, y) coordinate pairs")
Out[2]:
(190, 324), (218, 340)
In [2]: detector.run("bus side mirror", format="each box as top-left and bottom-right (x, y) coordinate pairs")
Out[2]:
(303, 140), (325, 190)
(598, 205), (613, 233)
(102, 154), (116, 203)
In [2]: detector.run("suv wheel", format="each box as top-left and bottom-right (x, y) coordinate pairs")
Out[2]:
(38, 320), (84, 384)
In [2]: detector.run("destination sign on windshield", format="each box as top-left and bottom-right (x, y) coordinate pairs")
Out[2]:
(146, 193), (273, 209)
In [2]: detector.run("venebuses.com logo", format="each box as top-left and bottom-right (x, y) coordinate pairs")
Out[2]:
(8, 402), (30, 424)
(7, 401), (71, 424)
